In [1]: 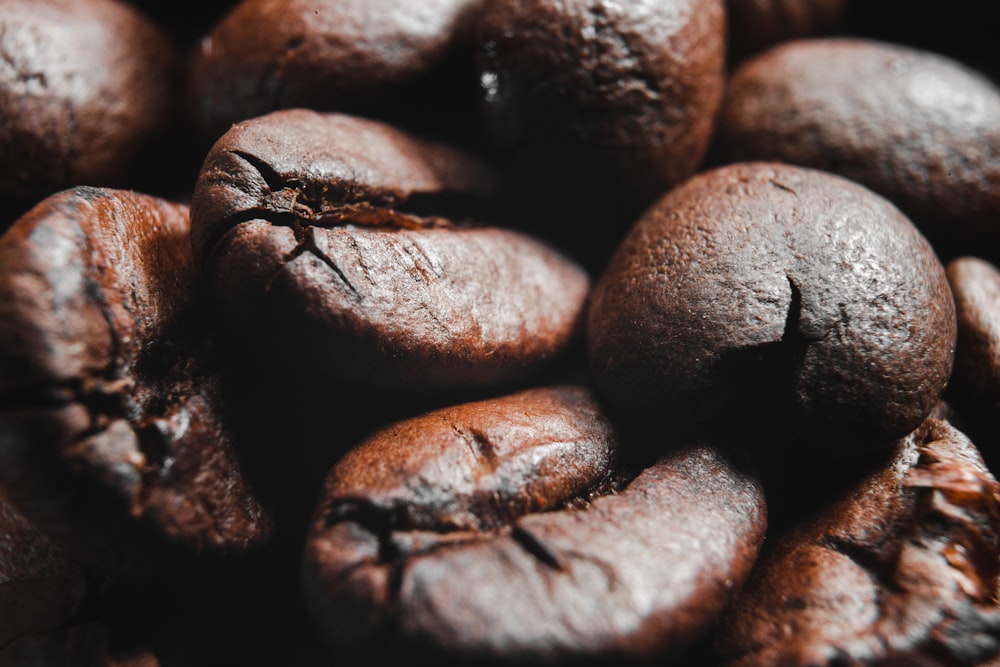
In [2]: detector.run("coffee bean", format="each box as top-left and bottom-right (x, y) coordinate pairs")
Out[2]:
(303, 385), (767, 664)
(3, 1), (1000, 662)
(187, 0), (485, 144)
(715, 38), (1000, 255)
(0, 187), (271, 575)
(0, 0), (181, 210)
(941, 256), (1000, 462)
(476, 0), (725, 213)
(588, 162), (955, 451)
(191, 110), (589, 395)
(948, 257), (1000, 402)
(714, 418), (1000, 666)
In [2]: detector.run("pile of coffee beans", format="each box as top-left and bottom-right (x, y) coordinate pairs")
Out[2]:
(3, 0), (1000, 665)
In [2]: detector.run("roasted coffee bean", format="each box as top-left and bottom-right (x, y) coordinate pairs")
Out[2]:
(588, 162), (956, 451)
(942, 256), (1000, 460)
(4, 1), (1000, 662)
(0, 0), (180, 210)
(188, 0), (485, 144)
(476, 0), (725, 214)
(714, 418), (1000, 666)
(0, 187), (271, 575)
(191, 110), (589, 395)
(948, 257), (1000, 401)
(302, 386), (767, 665)
(715, 38), (1000, 255)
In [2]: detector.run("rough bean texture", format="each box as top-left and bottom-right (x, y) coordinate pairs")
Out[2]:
(192, 110), (589, 393)
(476, 0), (725, 211)
(588, 162), (956, 451)
(716, 38), (1000, 251)
(0, 188), (271, 574)
(0, 0), (179, 205)
(715, 419), (1000, 666)
(303, 386), (767, 665)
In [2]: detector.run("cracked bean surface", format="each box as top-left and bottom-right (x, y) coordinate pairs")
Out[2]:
(191, 109), (590, 393)
(0, 188), (271, 575)
(587, 162), (956, 451)
(302, 385), (767, 665)
(714, 418), (1000, 666)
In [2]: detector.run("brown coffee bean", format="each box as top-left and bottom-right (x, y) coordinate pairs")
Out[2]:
(714, 418), (1000, 666)
(0, 0), (180, 207)
(476, 0), (725, 213)
(188, 0), (484, 143)
(302, 386), (767, 665)
(588, 162), (956, 451)
(0, 187), (271, 575)
(942, 256), (1000, 461)
(716, 38), (1000, 254)
(191, 110), (589, 395)
(948, 257), (1000, 401)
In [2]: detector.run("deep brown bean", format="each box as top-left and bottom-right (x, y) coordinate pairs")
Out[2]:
(191, 110), (590, 395)
(0, 187), (271, 575)
(588, 162), (956, 452)
(476, 0), (726, 213)
(187, 0), (485, 144)
(725, 0), (847, 61)
(0, 0), (180, 206)
(303, 386), (767, 665)
(716, 38), (1000, 254)
(715, 418), (1000, 666)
